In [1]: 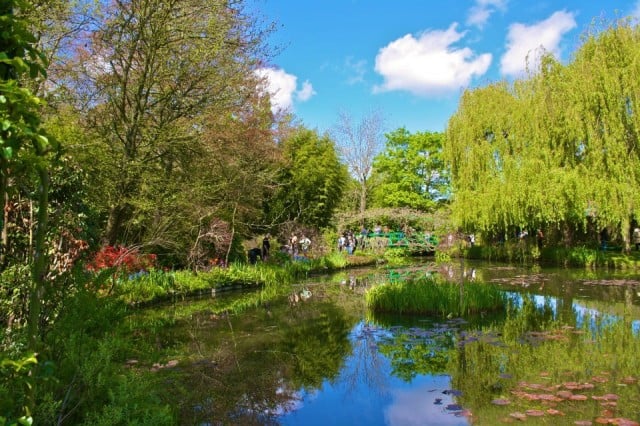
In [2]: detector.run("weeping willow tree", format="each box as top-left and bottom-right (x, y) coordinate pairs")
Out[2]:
(445, 19), (640, 248)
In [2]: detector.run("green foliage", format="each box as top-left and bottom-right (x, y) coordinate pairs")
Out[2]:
(434, 250), (451, 263)
(266, 127), (347, 228)
(0, 265), (30, 337)
(371, 128), (449, 211)
(336, 206), (449, 236)
(31, 280), (177, 425)
(444, 20), (640, 248)
(451, 306), (640, 423)
(382, 247), (411, 266)
(365, 276), (507, 316)
(77, 373), (174, 426)
(377, 331), (452, 381)
(0, 352), (37, 425)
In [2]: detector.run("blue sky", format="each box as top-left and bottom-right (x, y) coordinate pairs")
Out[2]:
(253, 0), (640, 135)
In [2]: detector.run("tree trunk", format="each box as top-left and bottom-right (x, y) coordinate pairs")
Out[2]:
(105, 204), (129, 245)
(28, 165), (49, 349)
(359, 178), (367, 218)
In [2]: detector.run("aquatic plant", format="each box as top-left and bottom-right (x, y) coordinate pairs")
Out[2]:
(365, 276), (507, 316)
(450, 312), (640, 424)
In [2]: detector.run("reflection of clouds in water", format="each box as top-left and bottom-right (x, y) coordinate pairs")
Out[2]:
(271, 386), (306, 416)
(384, 379), (468, 426)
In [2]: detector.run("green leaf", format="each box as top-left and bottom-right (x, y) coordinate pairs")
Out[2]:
(1, 120), (9, 131)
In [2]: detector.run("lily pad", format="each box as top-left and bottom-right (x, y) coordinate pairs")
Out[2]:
(557, 390), (574, 399)
(445, 404), (463, 411)
(509, 412), (527, 421)
(525, 409), (545, 417)
(610, 419), (639, 426)
(492, 398), (511, 406)
(570, 394), (589, 401)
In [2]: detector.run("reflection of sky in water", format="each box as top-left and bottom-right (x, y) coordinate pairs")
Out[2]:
(278, 283), (639, 425)
(278, 322), (468, 426)
(507, 293), (640, 333)
(384, 378), (468, 426)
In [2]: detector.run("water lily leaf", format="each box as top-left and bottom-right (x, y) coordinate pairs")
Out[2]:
(491, 398), (510, 405)
(509, 412), (527, 420)
(445, 404), (463, 411)
(546, 408), (564, 416)
(525, 409), (545, 417)
(609, 418), (639, 426)
(570, 394), (588, 401)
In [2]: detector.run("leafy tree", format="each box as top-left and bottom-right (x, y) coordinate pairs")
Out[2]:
(266, 127), (347, 229)
(0, 0), (57, 350)
(65, 0), (273, 249)
(185, 90), (281, 266)
(371, 128), (449, 211)
(444, 20), (640, 248)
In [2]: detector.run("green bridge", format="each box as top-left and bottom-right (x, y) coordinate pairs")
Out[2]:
(363, 232), (438, 253)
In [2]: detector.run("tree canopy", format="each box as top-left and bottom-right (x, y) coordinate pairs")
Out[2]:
(371, 128), (448, 211)
(444, 19), (640, 246)
(265, 127), (347, 229)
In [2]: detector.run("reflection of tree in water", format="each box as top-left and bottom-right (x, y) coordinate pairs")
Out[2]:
(376, 323), (459, 381)
(166, 299), (353, 424)
(448, 297), (640, 423)
(338, 322), (391, 397)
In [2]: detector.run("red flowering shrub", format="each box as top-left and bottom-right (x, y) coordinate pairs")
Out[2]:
(87, 245), (156, 273)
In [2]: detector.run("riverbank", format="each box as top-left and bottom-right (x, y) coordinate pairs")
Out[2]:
(115, 251), (384, 307)
(459, 243), (640, 270)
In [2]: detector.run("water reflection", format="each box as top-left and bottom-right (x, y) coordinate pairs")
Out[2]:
(136, 262), (640, 425)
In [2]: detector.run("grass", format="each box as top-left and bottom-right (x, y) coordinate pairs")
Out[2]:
(110, 251), (379, 305)
(365, 275), (507, 317)
(464, 242), (640, 269)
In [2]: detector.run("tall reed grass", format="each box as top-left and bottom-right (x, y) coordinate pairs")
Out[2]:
(365, 276), (507, 317)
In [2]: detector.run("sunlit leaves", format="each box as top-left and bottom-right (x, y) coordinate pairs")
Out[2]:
(444, 20), (640, 240)
(371, 128), (449, 212)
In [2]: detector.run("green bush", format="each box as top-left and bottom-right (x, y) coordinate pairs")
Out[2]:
(382, 247), (411, 266)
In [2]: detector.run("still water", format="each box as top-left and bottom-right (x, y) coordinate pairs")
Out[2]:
(135, 261), (640, 425)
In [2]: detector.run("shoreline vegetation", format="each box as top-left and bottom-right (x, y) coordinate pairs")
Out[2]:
(114, 242), (640, 309)
(4, 245), (639, 425)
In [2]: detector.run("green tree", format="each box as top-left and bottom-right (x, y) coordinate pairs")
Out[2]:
(67, 0), (273, 249)
(0, 0), (56, 349)
(371, 128), (449, 211)
(266, 127), (347, 229)
(444, 20), (640, 247)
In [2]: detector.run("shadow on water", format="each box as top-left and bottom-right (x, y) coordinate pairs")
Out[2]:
(129, 261), (640, 425)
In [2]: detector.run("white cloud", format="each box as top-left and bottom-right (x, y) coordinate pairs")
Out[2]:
(255, 68), (315, 113)
(467, 0), (508, 29)
(500, 10), (576, 77)
(373, 23), (492, 97)
(297, 80), (316, 101)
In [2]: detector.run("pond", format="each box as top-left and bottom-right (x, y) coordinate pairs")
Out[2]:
(129, 261), (640, 425)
